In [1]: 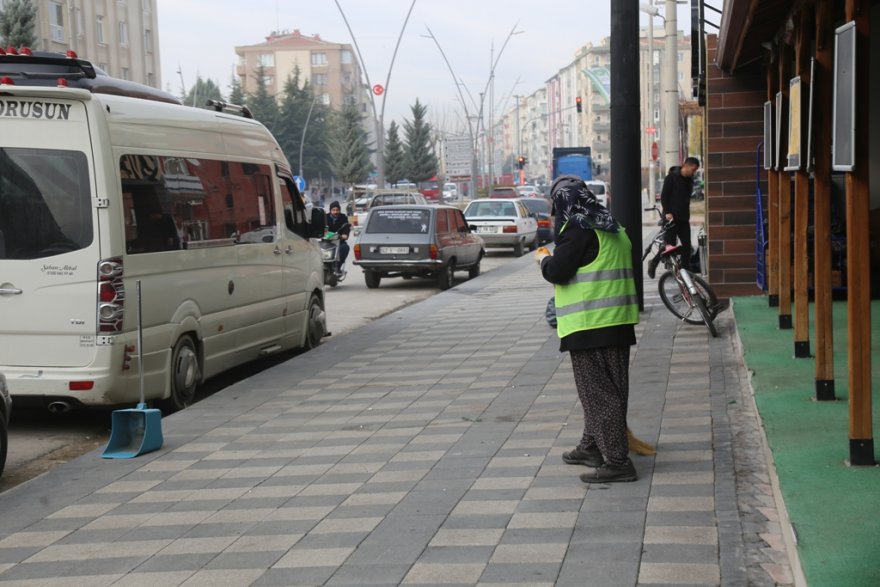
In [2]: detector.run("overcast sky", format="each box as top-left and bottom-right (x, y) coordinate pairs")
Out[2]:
(156, 1), (696, 129)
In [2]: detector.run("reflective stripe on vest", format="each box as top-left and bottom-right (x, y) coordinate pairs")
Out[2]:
(554, 226), (639, 338)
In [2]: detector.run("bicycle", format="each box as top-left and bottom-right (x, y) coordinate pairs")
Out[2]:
(643, 206), (719, 337)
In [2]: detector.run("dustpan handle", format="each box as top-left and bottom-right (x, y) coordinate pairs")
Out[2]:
(136, 280), (145, 406)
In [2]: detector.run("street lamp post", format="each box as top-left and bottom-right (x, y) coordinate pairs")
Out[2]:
(662, 0), (680, 171)
(333, 0), (417, 189)
(298, 92), (319, 178)
(485, 26), (524, 188)
(640, 2), (660, 205)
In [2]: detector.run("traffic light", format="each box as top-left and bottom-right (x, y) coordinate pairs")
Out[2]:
(575, 96), (582, 114)
(517, 156), (525, 169)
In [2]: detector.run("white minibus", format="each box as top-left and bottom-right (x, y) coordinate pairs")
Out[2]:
(0, 52), (326, 412)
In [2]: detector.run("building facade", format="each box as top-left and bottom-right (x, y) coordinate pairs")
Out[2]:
(1, 0), (161, 87)
(235, 29), (363, 112)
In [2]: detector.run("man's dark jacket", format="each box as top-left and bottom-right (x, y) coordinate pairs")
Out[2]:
(660, 166), (694, 220)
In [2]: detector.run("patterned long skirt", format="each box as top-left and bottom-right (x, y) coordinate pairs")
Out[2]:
(570, 346), (631, 466)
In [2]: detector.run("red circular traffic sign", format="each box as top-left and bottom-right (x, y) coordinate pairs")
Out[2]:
(372, 84), (384, 96)
(651, 141), (659, 161)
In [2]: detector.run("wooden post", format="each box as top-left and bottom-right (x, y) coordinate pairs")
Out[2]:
(767, 56), (779, 307)
(792, 7), (811, 357)
(844, 0), (873, 466)
(777, 47), (792, 329)
(814, 0), (835, 400)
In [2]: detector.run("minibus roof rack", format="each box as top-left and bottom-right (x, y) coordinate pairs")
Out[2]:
(0, 49), (181, 105)
(206, 99), (254, 119)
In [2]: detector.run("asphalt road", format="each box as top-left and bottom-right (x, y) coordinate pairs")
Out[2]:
(0, 243), (521, 494)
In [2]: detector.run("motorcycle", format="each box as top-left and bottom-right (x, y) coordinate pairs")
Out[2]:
(320, 226), (348, 287)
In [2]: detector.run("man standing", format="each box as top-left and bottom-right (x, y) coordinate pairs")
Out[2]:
(536, 175), (640, 483)
(659, 156), (700, 269)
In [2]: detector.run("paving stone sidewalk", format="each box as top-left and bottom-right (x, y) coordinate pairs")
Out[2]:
(0, 256), (794, 586)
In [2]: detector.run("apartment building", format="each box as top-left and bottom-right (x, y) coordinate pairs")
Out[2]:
(235, 29), (363, 112)
(1, 0), (162, 87)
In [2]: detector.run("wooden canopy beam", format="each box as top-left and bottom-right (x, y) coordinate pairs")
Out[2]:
(813, 0), (835, 400)
(792, 6), (811, 357)
(844, 0), (873, 466)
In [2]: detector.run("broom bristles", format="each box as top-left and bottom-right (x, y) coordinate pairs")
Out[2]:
(627, 427), (657, 456)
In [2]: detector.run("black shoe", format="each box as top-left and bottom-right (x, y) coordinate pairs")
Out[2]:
(579, 460), (638, 484)
(562, 446), (604, 467)
(647, 255), (661, 279)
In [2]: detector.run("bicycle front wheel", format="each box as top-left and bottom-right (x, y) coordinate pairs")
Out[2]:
(658, 271), (697, 323)
(693, 291), (719, 337)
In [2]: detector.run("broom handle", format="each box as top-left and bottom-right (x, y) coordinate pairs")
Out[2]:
(136, 280), (145, 406)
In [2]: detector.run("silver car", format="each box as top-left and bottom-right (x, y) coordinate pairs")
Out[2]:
(0, 373), (10, 477)
(463, 198), (539, 256)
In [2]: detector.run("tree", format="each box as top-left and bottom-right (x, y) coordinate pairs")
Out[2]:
(403, 99), (438, 183)
(328, 103), (373, 186)
(246, 64), (279, 132)
(183, 76), (223, 110)
(228, 75), (245, 106)
(0, 0), (37, 48)
(275, 68), (331, 180)
(383, 121), (406, 186)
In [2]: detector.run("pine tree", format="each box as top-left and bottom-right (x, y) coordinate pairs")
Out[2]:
(246, 64), (279, 133)
(228, 75), (245, 106)
(383, 121), (406, 186)
(276, 68), (331, 180)
(0, 0), (37, 48)
(184, 76), (223, 109)
(403, 99), (438, 183)
(328, 103), (373, 186)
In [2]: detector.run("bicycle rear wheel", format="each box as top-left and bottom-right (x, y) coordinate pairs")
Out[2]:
(693, 291), (718, 337)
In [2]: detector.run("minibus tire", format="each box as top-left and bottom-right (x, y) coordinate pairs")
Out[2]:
(305, 295), (325, 349)
(163, 335), (199, 413)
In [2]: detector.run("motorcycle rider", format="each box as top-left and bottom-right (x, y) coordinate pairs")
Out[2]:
(326, 201), (351, 274)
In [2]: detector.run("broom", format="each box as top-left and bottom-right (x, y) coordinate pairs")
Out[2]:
(627, 427), (656, 456)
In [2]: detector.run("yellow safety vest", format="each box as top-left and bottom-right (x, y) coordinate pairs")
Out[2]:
(554, 225), (639, 338)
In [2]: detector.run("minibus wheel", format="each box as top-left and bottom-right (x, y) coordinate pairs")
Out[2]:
(305, 295), (326, 349)
(163, 335), (200, 412)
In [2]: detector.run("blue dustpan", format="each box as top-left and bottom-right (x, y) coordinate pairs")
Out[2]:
(103, 280), (164, 459)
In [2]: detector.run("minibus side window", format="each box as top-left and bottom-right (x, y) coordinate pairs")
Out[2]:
(229, 162), (276, 245)
(121, 155), (275, 252)
(280, 178), (309, 239)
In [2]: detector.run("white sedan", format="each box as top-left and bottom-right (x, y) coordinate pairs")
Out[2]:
(463, 198), (538, 257)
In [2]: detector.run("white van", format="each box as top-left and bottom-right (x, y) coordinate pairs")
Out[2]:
(0, 52), (326, 412)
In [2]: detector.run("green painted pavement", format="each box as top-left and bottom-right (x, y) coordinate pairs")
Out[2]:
(733, 296), (880, 587)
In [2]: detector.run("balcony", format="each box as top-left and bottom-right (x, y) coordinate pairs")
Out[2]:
(593, 121), (610, 132)
(50, 24), (66, 43)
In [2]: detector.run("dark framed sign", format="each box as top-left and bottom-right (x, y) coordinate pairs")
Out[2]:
(832, 21), (856, 171)
(763, 101), (773, 170)
(785, 76), (802, 171)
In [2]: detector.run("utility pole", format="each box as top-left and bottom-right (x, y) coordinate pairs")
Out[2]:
(662, 0), (680, 170)
(611, 1), (644, 309)
(640, 2), (659, 204)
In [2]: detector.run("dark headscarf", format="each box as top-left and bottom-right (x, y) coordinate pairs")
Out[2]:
(329, 201), (341, 214)
(550, 175), (619, 241)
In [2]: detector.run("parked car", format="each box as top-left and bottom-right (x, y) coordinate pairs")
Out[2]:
(516, 184), (539, 198)
(0, 373), (10, 477)
(352, 190), (428, 234)
(442, 182), (458, 201)
(585, 180), (610, 208)
(354, 205), (485, 289)
(520, 197), (554, 245)
(488, 185), (519, 198)
(463, 198), (539, 256)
